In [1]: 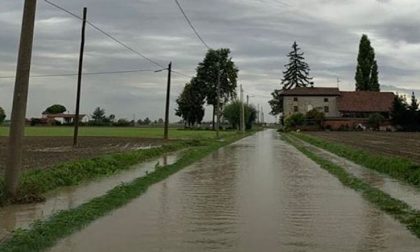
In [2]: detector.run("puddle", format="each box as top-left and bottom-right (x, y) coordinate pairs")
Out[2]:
(297, 138), (420, 211)
(0, 151), (183, 241)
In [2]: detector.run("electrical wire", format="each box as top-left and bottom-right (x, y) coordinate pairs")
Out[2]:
(0, 69), (156, 79)
(174, 0), (211, 50)
(43, 0), (165, 69)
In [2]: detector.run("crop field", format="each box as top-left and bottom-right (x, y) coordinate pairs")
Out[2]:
(306, 131), (420, 164)
(0, 126), (231, 139)
(0, 127), (233, 172)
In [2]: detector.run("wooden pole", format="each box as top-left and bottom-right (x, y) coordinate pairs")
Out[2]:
(73, 7), (87, 147)
(164, 62), (172, 140)
(216, 63), (221, 138)
(240, 85), (245, 133)
(5, 0), (37, 196)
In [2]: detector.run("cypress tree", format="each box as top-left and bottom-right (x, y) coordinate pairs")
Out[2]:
(355, 34), (380, 91)
(409, 92), (419, 112)
(281, 41), (313, 90)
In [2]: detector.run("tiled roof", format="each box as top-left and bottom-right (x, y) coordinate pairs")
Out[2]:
(338, 91), (395, 112)
(281, 87), (340, 96)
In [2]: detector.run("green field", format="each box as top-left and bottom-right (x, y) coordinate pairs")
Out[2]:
(0, 126), (233, 139)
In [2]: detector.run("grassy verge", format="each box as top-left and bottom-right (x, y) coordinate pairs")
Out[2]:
(292, 132), (420, 187)
(282, 134), (420, 240)
(0, 132), (251, 251)
(0, 141), (193, 206)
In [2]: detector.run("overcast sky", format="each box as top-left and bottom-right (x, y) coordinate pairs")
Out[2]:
(1, 0), (420, 123)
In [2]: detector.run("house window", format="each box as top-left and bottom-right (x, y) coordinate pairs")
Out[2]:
(324, 106), (329, 113)
(293, 97), (298, 102)
(294, 106), (298, 112)
(324, 98), (329, 102)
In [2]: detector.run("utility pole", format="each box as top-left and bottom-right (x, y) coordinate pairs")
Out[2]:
(257, 104), (260, 124)
(246, 95), (249, 105)
(164, 62), (172, 140)
(6, 0), (37, 197)
(240, 85), (245, 133)
(216, 63), (221, 138)
(73, 7), (87, 147)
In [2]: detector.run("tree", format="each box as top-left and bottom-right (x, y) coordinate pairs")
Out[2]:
(281, 41), (313, 90)
(223, 100), (257, 130)
(355, 34), (380, 91)
(195, 48), (239, 128)
(92, 107), (106, 122)
(143, 117), (151, 125)
(391, 95), (409, 127)
(368, 113), (385, 130)
(0, 107), (6, 124)
(268, 89), (283, 116)
(175, 79), (205, 127)
(158, 118), (164, 124)
(109, 114), (116, 122)
(409, 92), (419, 112)
(269, 41), (312, 115)
(43, 104), (66, 114)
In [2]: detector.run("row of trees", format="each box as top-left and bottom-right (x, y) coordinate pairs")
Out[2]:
(391, 92), (420, 130)
(175, 48), (239, 127)
(269, 34), (381, 115)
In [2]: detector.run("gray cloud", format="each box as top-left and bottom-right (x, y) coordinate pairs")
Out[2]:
(1, 0), (420, 123)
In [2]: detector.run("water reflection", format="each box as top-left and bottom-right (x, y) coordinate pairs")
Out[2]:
(51, 130), (420, 252)
(0, 152), (181, 241)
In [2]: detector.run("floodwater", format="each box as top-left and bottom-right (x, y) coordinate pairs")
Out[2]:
(50, 130), (420, 252)
(0, 151), (181, 242)
(298, 139), (420, 210)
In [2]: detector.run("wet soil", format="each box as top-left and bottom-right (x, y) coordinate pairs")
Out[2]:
(0, 137), (166, 172)
(307, 132), (420, 164)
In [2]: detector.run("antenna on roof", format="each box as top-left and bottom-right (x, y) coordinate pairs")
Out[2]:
(336, 76), (340, 89)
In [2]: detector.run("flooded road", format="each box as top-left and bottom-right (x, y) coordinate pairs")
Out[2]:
(51, 130), (420, 251)
(0, 152), (181, 242)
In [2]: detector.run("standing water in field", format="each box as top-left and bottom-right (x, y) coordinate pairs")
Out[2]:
(0, 151), (182, 242)
(50, 130), (420, 252)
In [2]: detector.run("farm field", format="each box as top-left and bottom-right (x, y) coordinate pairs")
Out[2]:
(0, 127), (233, 172)
(307, 131), (420, 164)
(0, 126), (230, 139)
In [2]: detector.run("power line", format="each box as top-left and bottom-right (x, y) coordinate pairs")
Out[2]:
(174, 0), (211, 50)
(0, 69), (156, 79)
(43, 0), (165, 68)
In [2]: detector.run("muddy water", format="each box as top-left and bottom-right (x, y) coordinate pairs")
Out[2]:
(0, 152), (181, 241)
(298, 139), (420, 210)
(49, 130), (420, 252)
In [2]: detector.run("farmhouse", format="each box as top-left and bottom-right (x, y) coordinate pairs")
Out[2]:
(281, 87), (395, 129)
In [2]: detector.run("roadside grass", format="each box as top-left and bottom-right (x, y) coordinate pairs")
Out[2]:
(0, 132), (251, 251)
(0, 141), (192, 206)
(292, 132), (420, 187)
(0, 126), (234, 139)
(282, 134), (420, 240)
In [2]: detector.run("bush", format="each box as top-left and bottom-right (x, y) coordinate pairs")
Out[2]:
(305, 109), (325, 127)
(285, 113), (305, 129)
(114, 119), (131, 127)
(368, 113), (385, 130)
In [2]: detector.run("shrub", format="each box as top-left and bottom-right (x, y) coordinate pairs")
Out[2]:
(368, 113), (385, 130)
(305, 109), (325, 127)
(285, 113), (305, 129)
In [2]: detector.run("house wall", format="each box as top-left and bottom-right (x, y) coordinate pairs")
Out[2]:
(283, 96), (340, 118)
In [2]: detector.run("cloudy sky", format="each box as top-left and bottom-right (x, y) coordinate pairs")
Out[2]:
(1, 0), (420, 123)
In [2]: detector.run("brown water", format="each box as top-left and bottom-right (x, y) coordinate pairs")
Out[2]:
(0, 152), (181, 242)
(297, 138), (420, 210)
(50, 130), (420, 251)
